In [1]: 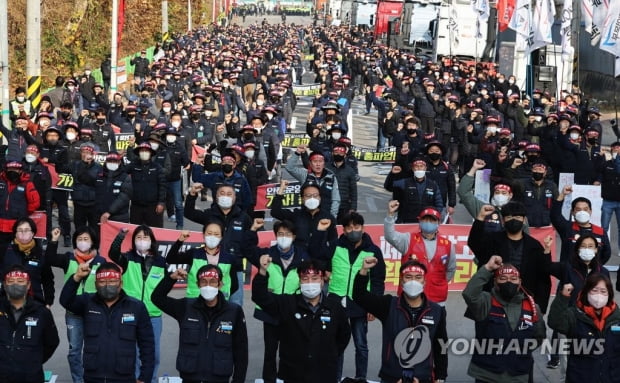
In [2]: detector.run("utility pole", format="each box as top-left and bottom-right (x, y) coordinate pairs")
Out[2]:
(0, 0), (9, 127)
(188, 0), (193, 31)
(162, 0), (169, 38)
(111, 0), (118, 93)
(26, 0), (41, 109)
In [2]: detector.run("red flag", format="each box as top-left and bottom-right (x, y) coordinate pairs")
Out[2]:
(497, 0), (516, 32)
(117, 0), (126, 57)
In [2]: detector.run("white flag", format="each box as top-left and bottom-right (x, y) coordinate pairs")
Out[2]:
(582, 0), (593, 33)
(599, 1), (620, 57)
(472, 0), (490, 38)
(448, 6), (460, 51)
(509, 0), (532, 37)
(533, 0), (555, 45)
(561, 0), (574, 60)
(592, 0), (609, 46)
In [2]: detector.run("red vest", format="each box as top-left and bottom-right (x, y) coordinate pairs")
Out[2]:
(400, 232), (452, 302)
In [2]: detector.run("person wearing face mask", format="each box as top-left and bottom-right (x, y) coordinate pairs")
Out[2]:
(512, 161), (558, 228)
(0, 116), (35, 163)
(191, 151), (253, 212)
(1, 218), (52, 307)
(166, 221), (239, 300)
(0, 163), (40, 252)
(109, 225), (166, 383)
(318, 212), (386, 382)
(87, 108), (116, 153)
(242, 218), (310, 383)
(21, 145), (52, 234)
(0, 265), (59, 383)
(552, 188), (611, 264)
(161, 128), (189, 229)
(384, 202), (456, 305)
(327, 144), (358, 224)
(70, 143), (103, 229)
(271, 179), (338, 254)
(598, 142), (620, 259)
(240, 141), (269, 209)
(549, 273), (620, 383)
(60, 261), (155, 383)
(152, 264), (248, 383)
(559, 125), (604, 185)
(424, 141), (457, 217)
(111, 104), (144, 134)
(352, 259), (448, 383)
(126, 143), (167, 227)
(9, 86), (35, 124)
(463, 257), (547, 383)
(47, 226), (106, 383)
(252, 258), (351, 383)
(469, 203), (556, 314)
(96, 152), (133, 224)
(384, 157), (444, 223)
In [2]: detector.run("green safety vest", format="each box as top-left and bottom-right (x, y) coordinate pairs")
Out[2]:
(328, 247), (373, 298)
(64, 259), (101, 295)
(256, 262), (301, 311)
(187, 258), (232, 299)
(122, 261), (165, 317)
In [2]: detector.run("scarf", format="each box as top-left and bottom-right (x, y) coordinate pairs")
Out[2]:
(14, 239), (35, 255)
(74, 249), (96, 264)
(577, 299), (618, 332)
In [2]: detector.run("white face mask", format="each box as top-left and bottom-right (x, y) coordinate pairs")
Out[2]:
(414, 170), (426, 179)
(85, 71), (91, 76)
(139, 151), (151, 161)
(217, 196), (233, 209)
(171, 121), (181, 128)
(200, 285), (219, 301)
(574, 210), (591, 224)
(487, 126), (497, 134)
(16, 96), (25, 102)
(162, 107), (171, 113)
(535, 116), (542, 122)
(256, 100), (264, 106)
(304, 197), (320, 210)
(509, 79), (515, 85)
(204, 235), (221, 249)
(300, 282), (322, 299)
(25, 154), (37, 163)
(76, 240), (91, 252)
(579, 248), (596, 262)
(66, 132), (77, 141)
(402, 280), (424, 298)
(266, 113), (274, 120)
(166, 135), (177, 143)
(588, 293), (608, 309)
(492, 194), (510, 207)
(570, 132), (580, 140)
(498, 78), (505, 84)
(331, 132), (342, 140)
(244, 150), (255, 159)
(106, 162), (119, 171)
(135, 239), (151, 252)
(277, 236), (293, 250)
(205, 111), (213, 117)
(150, 142), (159, 151)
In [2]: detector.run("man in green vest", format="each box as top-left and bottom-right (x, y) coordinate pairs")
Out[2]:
(324, 212), (386, 382)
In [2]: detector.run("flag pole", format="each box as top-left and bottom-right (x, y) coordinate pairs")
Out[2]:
(111, 0), (118, 94)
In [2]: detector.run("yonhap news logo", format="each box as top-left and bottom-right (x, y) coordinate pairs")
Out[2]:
(437, 338), (606, 356)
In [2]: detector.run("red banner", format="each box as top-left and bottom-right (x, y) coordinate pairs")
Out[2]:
(100, 222), (556, 292)
(497, 0), (516, 32)
(30, 211), (47, 239)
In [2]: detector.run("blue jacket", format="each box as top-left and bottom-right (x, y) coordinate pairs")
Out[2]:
(191, 166), (252, 212)
(59, 278), (155, 383)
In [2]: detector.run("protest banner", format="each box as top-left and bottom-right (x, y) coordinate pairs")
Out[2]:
(255, 181), (302, 211)
(100, 222), (556, 292)
(292, 83), (322, 96)
(351, 146), (396, 162)
(114, 133), (134, 152)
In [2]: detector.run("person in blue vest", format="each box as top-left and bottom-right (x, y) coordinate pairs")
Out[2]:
(60, 261), (155, 383)
(165, 220), (239, 300)
(252, 258), (351, 383)
(352, 258), (448, 383)
(47, 226), (107, 383)
(463, 256), (547, 383)
(243, 217), (310, 383)
(152, 264), (248, 383)
(549, 273), (620, 383)
(109, 225), (166, 383)
(0, 265), (59, 383)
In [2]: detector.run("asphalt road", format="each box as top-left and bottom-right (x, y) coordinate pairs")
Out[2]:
(42, 13), (620, 383)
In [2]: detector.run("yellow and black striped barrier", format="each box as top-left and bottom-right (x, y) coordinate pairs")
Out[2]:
(27, 75), (41, 109)
(162, 31), (170, 42)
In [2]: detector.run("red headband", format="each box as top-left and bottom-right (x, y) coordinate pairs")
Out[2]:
(401, 265), (426, 276)
(5, 271), (29, 280)
(298, 267), (323, 277)
(96, 271), (121, 281)
(495, 267), (520, 278)
(198, 270), (220, 280)
(494, 184), (512, 193)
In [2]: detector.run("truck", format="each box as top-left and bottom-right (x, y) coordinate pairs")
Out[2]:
(374, 0), (404, 42)
(351, 0), (378, 27)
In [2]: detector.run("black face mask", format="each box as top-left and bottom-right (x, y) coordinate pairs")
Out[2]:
(333, 154), (345, 162)
(191, 113), (200, 120)
(97, 285), (120, 301)
(587, 138), (597, 145)
(127, 113), (136, 119)
(6, 171), (20, 183)
(526, 154), (539, 163)
(532, 172), (544, 181)
(497, 282), (519, 301)
(504, 219), (524, 234)
(61, 111), (71, 118)
(243, 133), (254, 141)
(407, 129), (417, 136)
(499, 138), (510, 146)
(428, 153), (441, 161)
(222, 164), (234, 174)
(96, 118), (106, 125)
